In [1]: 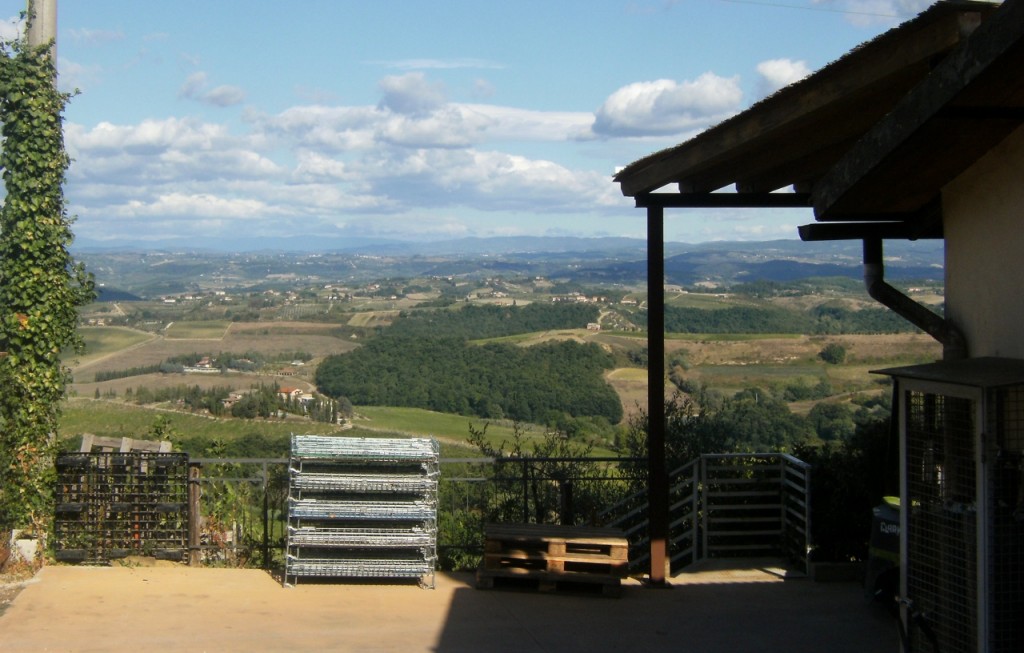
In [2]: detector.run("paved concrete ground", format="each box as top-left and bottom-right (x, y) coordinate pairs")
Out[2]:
(0, 562), (898, 652)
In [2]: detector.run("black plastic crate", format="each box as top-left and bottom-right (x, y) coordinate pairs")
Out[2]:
(53, 452), (190, 564)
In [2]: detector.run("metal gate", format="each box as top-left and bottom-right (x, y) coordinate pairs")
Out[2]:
(599, 452), (811, 575)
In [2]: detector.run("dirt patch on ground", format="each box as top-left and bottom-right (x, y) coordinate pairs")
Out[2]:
(0, 563), (36, 618)
(0, 564), (897, 653)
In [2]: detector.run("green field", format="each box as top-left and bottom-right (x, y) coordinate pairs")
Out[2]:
(664, 292), (760, 309)
(353, 405), (550, 450)
(74, 327), (156, 364)
(59, 398), (342, 442)
(58, 399), (513, 457)
(666, 332), (803, 342)
(165, 321), (230, 339)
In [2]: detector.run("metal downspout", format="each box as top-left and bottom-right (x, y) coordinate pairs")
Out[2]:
(862, 238), (967, 360)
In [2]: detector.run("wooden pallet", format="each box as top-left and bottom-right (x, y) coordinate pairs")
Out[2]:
(477, 523), (628, 597)
(476, 568), (624, 597)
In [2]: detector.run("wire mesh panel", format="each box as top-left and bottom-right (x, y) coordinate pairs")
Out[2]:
(285, 435), (439, 588)
(53, 453), (189, 564)
(904, 390), (977, 653)
(988, 386), (1024, 653)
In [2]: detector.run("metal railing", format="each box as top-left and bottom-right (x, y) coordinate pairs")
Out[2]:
(597, 453), (812, 575)
(186, 452), (810, 574)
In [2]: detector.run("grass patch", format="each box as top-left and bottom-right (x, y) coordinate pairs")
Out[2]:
(664, 293), (760, 309)
(165, 321), (230, 339)
(59, 398), (481, 458)
(667, 333), (803, 341)
(347, 310), (400, 328)
(354, 406), (537, 448)
(59, 397), (343, 443)
(72, 327), (156, 364)
(472, 330), (587, 346)
(607, 367), (648, 381)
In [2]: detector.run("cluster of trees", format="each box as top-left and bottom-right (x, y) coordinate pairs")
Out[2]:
(614, 392), (897, 562)
(93, 363), (165, 382)
(622, 383), (891, 458)
(316, 335), (622, 424)
(655, 303), (922, 335)
(116, 382), (343, 423)
(388, 302), (598, 340)
(90, 350), (314, 382)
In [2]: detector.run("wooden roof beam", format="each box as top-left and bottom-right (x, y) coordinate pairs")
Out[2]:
(813, 0), (1024, 219)
(615, 3), (992, 197)
(635, 192), (810, 209)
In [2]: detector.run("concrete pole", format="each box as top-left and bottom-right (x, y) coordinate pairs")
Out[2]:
(26, 0), (57, 58)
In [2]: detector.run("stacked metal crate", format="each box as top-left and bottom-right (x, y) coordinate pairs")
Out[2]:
(53, 452), (189, 563)
(285, 435), (439, 588)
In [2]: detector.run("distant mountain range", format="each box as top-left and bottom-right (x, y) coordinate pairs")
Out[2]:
(75, 236), (944, 297)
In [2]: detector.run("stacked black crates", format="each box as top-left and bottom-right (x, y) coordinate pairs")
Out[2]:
(285, 435), (439, 588)
(53, 452), (189, 563)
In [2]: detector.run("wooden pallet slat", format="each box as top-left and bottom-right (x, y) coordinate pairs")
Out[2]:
(477, 523), (629, 597)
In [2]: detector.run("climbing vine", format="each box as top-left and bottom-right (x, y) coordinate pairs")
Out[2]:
(0, 26), (95, 537)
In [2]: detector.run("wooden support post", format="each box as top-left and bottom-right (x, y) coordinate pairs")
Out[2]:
(187, 462), (202, 566)
(262, 462), (270, 571)
(647, 205), (669, 586)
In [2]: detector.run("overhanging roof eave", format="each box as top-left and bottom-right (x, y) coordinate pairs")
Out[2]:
(613, 1), (999, 201)
(634, 192), (811, 209)
(813, 0), (1024, 219)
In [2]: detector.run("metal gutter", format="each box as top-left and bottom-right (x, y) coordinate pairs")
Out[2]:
(862, 238), (967, 360)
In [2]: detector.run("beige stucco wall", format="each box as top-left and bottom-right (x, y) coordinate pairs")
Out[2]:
(943, 125), (1024, 359)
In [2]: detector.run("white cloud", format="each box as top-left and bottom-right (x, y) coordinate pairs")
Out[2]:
(591, 73), (743, 137)
(65, 69), (641, 244)
(178, 71), (246, 107)
(203, 85), (246, 107)
(253, 105), (381, 152)
(109, 193), (268, 219)
(256, 97), (592, 154)
(354, 148), (623, 213)
(378, 72), (447, 115)
(57, 57), (101, 93)
(67, 28), (124, 45)
(756, 59), (811, 98)
(815, 0), (936, 27)
(377, 58), (504, 71)
(0, 14), (24, 41)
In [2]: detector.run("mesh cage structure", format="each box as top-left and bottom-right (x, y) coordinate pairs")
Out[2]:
(891, 360), (1024, 653)
(904, 391), (978, 653)
(987, 386), (1024, 652)
(285, 435), (439, 588)
(53, 452), (189, 564)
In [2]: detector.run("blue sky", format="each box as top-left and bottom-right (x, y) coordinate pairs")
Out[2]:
(1, 0), (947, 248)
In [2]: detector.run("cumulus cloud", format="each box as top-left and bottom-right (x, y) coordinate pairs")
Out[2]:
(378, 72), (447, 115)
(255, 96), (591, 153)
(352, 148), (622, 214)
(591, 73), (743, 138)
(756, 58), (811, 98)
(109, 193), (267, 219)
(66, 68), (638, 244)
(178, 71), (246, 107)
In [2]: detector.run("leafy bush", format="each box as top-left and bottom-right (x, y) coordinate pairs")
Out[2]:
(818, 342), (847, 364)
(795, 416), (898, 562)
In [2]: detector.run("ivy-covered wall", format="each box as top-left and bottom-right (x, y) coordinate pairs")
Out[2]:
(0, 29), (95, 537)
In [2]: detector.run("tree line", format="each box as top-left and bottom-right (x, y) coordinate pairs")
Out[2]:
(113, 382), (342, 423)
(388, 302), (599, 340)
(652, 302), (922, 334)
(316, 335), (623, 424)
(88, 350), (314, 382)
